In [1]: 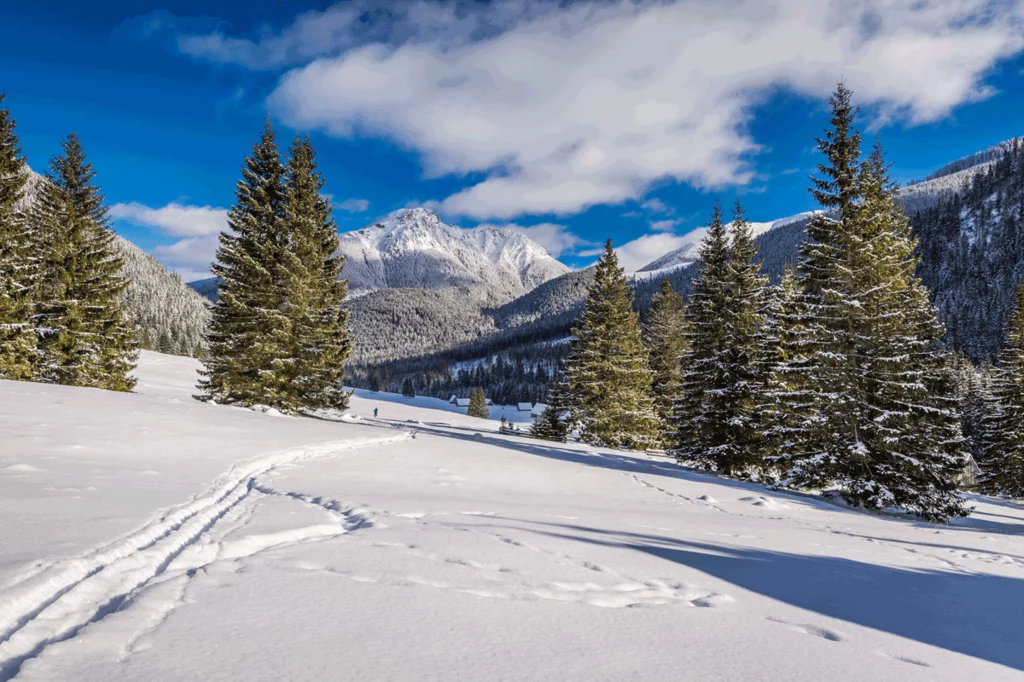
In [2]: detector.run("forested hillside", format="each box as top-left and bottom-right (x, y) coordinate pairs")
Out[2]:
(19, 169), (210, 357)
(913, 139), (1024, 360)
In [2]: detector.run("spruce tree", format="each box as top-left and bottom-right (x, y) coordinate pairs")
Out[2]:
(199, 122), (292, 409)
(673, 204), (732, 463)
(532, 380), (569, 443)
(759, 266), (830, 485)
(564, 240), (659, 449)
(673, 201), (769, 474)
(282, 135), (352, 412)
(642, 277), (687, 441)
(979, 285), (1024, 497)
(0, 95), (39, 380)
(845, 144), (967, 519)
(402, 377), (415, 398)
(468, 386), (489, 419)
(793, 81), (865, 483)
(31, 134), (138, 390)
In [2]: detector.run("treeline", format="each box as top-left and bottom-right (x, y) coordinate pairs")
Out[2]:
(348, 342), (566, 406)
(532, 84), (1021, 522)
(0, 96), (138, 390)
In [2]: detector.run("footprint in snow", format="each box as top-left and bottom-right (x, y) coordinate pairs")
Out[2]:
(767, 616), (845, 642)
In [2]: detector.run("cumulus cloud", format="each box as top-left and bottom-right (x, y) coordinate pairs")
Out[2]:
(264, 0), (1024, 220)
(168, 1), (558, 69)
(477, 221), (589, 257)
(110, 201), (229, 279)
(649, 219), (680, 232)
(109, 202), (228, 237)
(336, 197), (370, 213)
(152, 236), (221, 282)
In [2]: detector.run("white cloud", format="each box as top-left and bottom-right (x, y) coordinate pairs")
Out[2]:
(476, 221), (588, 257)
(641, 198), (671, 214)
(151, 235), (221, 282)
(649, 219), (680, 232)
(173, 0), (555, 69)
(110, 201), (229, 279)
(336, 197), (370, 213)
(266, 0), (1024, 220)
(109, 202), (228, 237)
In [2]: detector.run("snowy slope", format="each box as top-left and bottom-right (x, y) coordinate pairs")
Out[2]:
(2, 352), (1024, 680)
(338, 208), (569, 302)
(635, 212), (816, 275)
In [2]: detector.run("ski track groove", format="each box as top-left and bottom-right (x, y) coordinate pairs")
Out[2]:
(0, 433), (408, 681)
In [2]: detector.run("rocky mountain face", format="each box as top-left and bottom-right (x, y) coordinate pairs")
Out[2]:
(337, 207), (568, 302)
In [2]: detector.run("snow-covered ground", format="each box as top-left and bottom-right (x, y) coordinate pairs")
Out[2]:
(2, 352), (1023, 680)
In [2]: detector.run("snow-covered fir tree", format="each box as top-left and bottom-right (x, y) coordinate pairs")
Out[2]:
(786, 84), (967, 520)
(564, 240), (659, 449)
(402, 377), (415, 398)
(30, 134), (138, 391)
(468, 386), (489, 419)
(0, 95), (39, 380)
(758, 266), (830, 485)
(642, 277), (687, 441)
(280, 135), (352, 411)
(978, 285), (1024, 497)
(673, 201), (770, 474)
(199, 123), (293, 409)
(674, 203), (732, 463)
(531, 380), (569, 443)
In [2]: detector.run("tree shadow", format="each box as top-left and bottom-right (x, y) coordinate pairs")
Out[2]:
(499, 519), (1024, 671)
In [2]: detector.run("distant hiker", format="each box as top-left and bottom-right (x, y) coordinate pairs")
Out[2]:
(374, 407), (378, 418)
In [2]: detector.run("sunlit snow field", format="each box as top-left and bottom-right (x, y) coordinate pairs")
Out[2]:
(1, 351), (1023, 681)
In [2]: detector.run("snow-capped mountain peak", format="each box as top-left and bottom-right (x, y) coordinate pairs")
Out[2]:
(338, 208), (569, 301)
(634, 211), (817, 277)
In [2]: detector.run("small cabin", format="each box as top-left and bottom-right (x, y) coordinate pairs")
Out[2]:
(517, 402), (533, 412)
(531, 403), (549, 418)
(450, 397), (471, 408)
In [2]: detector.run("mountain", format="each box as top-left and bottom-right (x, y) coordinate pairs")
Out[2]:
(352, 136), (1024, 399)
(187, 277), (220, 303)
(19, 169), (210, 356)
(635, 212), (816, 276)
(337, 208), (569, 302)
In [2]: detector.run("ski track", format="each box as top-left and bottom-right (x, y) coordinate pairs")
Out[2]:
(0, 433), (409, 681)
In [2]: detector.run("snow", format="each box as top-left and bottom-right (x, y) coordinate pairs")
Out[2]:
(633, 212), (817, 276)
(354, 388), (535, 423)
(2, 351), (1024, 680)
(336, 207), (568, 301)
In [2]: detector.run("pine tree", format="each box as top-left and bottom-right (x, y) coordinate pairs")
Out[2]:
(674, 203), (732, 464)
(199, 122), (292, 409)
(31, 134), (137, 390)
(759, 266), (831, 486)
(642, 277), (687, 441)
(0, 94), (39, 380)
(532, 380), (569, 442)
(564, 240), (659, 449)
(979, 285), (1024, 497)
(793, 81), (865, 483)
(844, 144), (967, 519)
(282, 135), (352, 412)
(468, 386), (489, 419)
(402, 377), (415, 398)
(672, 201), (769, 474)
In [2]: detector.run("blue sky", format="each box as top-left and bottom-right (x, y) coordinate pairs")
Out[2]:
(4, 0), (1024, 279)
